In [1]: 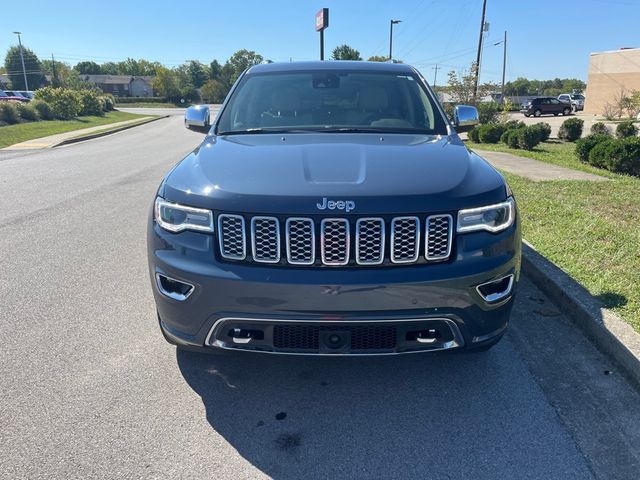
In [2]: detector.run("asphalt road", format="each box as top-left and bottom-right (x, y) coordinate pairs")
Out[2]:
(1, 116), (639, 479)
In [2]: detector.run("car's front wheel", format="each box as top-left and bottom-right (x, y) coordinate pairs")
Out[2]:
(563, 107), (571, 115)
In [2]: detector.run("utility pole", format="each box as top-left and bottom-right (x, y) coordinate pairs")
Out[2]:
(432, 64), (439, 89)
(472, 0), (487, 101)
(13, 31), (29, 91)
(51, 53), (58, 87)
(500, 31), (507, 104)
(389, 19), (402, 61)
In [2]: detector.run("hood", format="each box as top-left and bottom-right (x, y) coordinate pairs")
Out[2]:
(162, 133), (507, 215)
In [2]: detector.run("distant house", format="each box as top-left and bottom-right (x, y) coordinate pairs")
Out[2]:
(0, 74), (9, 89)
(80, 75), (155, 97)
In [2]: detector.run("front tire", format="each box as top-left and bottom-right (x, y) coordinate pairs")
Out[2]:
(563, 108), (571, 116)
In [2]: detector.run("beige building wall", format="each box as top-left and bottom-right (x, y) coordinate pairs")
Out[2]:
(584, 48), (640, 115)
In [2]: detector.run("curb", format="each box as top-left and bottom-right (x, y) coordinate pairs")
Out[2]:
(522, 241), (640, 387)
(52, 115), (169, 147)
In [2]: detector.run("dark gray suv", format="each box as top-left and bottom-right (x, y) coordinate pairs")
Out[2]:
(148, 61), (521, 355)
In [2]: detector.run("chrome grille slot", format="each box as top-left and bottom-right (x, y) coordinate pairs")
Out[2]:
(286, 218), (315, 265)
(251, 216), (280, 263)
(218, 214), (246, 260)
(356, 218), (385, 265)
(321, 219), (350, 265)
(391, 217), (420, 263)
(426, 214), (452, 261)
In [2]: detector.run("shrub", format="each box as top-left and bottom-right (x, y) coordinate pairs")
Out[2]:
(587, 139), (615, 169)
(16, 102), (39, 121)
(477, 124), (506, 144)
(558, 117), (584, 142)
(500, 130), (511, 145)
(590, 122), (611, 136)
(101, 95), (115, 111)
(78, 90), (105, 116)
(476, 102), (501, 124)
(35, 87), (82, 119)
(588, 137), (640, 176)
(615, 120), (638, 139)
(506, 129), (520, 149)
(467, 126), (480, 143)
(113, 96), (167, 104)
(0, 102), (20, 124)
(503, 119), (526, 131)
(529, 122), (551, 142)
(575, 134), (610, 163)
(31, 100), (54, 120)
(517, 126), (541, 150)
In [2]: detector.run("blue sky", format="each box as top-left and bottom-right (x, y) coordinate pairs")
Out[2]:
(1, 0), (638, 83)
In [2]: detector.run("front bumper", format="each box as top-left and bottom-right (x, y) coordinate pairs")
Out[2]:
(148, 215), (521, 355)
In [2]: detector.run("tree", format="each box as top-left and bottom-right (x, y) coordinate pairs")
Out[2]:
(209, 60), (222, 80)
(182, 60), (209, 88)
(42, 59), (73, 87)
(116, 58), (159, 76)
(446, 63), (495, 104)
(200, 79), (227, 103)
(74, 61), (102, 74)
(226, 49), (263, 85)
(100, 62), (119, 75)
(153, 66), (180, 100)
(367, 55), (388, 62)
(332, 45), (362, 61)
(4, 45), (45, 90)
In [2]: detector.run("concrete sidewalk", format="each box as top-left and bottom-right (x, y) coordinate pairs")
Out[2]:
(1, 117), (153, 150)
(475, 149), (609, 181)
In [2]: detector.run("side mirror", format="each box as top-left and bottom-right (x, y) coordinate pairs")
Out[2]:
(453, 105), (479, 132)
(184, 105), (211, 132)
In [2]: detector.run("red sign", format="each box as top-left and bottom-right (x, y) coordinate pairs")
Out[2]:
(315, 8), (329, 32)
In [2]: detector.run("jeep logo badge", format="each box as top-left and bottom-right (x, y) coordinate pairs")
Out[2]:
(316, 197), (356, 213)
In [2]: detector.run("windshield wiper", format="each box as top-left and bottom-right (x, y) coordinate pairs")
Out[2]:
(317, 127), (432, 134)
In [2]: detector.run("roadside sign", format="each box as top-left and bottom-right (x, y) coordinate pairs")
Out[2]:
(315, 8), (329, 32)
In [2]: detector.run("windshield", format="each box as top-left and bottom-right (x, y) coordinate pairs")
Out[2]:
(216, 69), (447, 135)
(571, 94), (585, 100)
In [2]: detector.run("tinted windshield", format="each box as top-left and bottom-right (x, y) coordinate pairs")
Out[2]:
(571, 94), (585, 100)
(217, 69), (447, 135)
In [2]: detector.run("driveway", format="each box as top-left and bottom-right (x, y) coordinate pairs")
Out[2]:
(1, 116), (639, 479)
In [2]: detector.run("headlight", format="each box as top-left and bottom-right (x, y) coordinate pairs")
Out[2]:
(457, 197), (515, 233)
(154, 197), (214, 233)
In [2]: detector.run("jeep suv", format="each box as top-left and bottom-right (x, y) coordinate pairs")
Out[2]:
(148, 61), (521, 356)
(521, 97), (572, 117)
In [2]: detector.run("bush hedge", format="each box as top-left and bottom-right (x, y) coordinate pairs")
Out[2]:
(477, 124), (506, 144)
(529, 122), (551, 143)
(34, 87), (82, 119)
(517, 127), (541, 150)
(468, 127), (480, 143)
(506, 129), (520, 149)
(113, 96), (168, 104)
(582, 136), (640, 176)
(31, 100), (54, 120)
(575, 134), (611, 163)
(590, 122), (611, 136)
(558, 117), (584, 142)
(78, 90), (105, 116)
(0, 102), (20, 124)
(476, 102), (501, 124)
(16, 102), (39, 121)
(615, 120), (639, 139)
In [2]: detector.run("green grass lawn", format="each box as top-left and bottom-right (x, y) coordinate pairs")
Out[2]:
(115, 102), (184, 108)
(469, 140), (640, 332)
(0, 111), (148, 148)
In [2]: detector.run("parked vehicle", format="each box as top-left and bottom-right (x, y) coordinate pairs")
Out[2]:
(16, 90), (34, 100)
(558, 93), (585, 112)
(521, 97), (572, 117)
(0, 90), (29, 102)
(148, 61), (521, 356)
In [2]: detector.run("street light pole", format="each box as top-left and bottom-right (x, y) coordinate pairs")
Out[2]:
(389, 20), (402, 61)
(13, 31), (29, 91)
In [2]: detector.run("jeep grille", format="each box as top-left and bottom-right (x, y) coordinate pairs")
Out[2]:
(216, 213), (453, 266)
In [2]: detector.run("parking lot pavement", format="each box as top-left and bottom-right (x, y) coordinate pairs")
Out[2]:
(0, 117), (639, 479)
